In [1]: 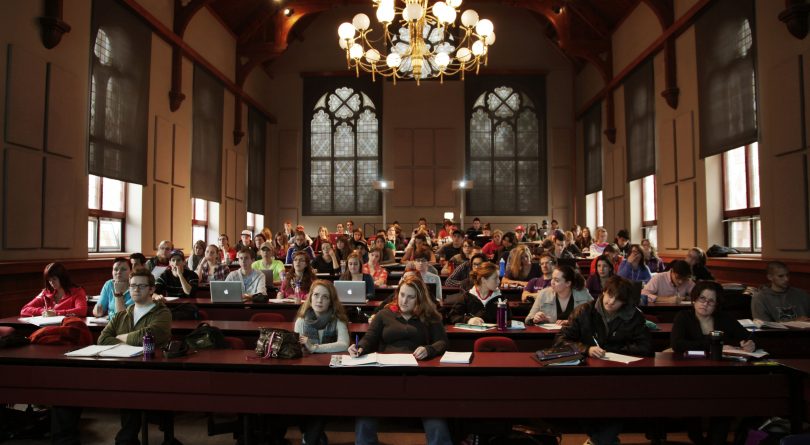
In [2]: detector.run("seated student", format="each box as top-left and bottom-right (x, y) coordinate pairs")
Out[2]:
(237, 229), (258, 259)
(614, 229), (631, 257)
(98, 269), (172, 445)
(589, 226), (610, 256)
(252, 241), (285, 283)
(364, 247), (389, 287)
(563, 230), (582, 257)
(502, 244), (540, 285)
(349, 275), (451, 445)
(586, 255), (615, 299)
(217, 234), (237, 263)
(402, 252), (443, 302)
(640, 238), (666, 273)
(272, 232), (290, 261)
(442, 238), (475, 275)
(334, 235), (353, 263)
(526, 224), (543, 242)
(552, 231), (577, 260)
(155, 250), (199, 299)
(293, 279), (350, 445)
(226, 248), (267, 302)
(641, 260), (694, 304)
(129, 252), (147, 272)
(521, 254), (555, 301)
(496, 231), (517, 263)
(278, 251), (316, 300)
(351, 228), (367, 250)
(93, 257), (133, 320)
(402, 233), (436, 263)
(286, 230), (315, 264)
(480, 229), (503, 259)
(188, 240), (206, 272)
(196, 244), (230, 284)
(526, 265), (592, 326)
(445, 253), (487, 290)
(514, 225), (528, 243)
(146, 240), (173, 272)
(21, 262), (88, 317)
(617, 244), (652, 283)
(449, 262), (510, 325)
(437, 219), (454, 240)
(686, 247), (714, 281)
(436, 229), (464, 262)
(253, 233), (267, 258)
(752, 261), (810, 322)
(555, 275), (652, 445)
(339, 252), (375, 299)
(311, 241), (340, 275)
(576, 226), (594, 253)
(466, 217), (483, 240)
(312, 226), (331, 256)
(372, 232), (396, 264)
(589, 243), (621, 276)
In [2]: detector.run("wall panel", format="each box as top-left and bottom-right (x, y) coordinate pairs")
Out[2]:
(434, 167), (454, 207)
(678, 181), (696, 248)
(659, 118), (676, 184)
(660, 184), (678, 250)
(412, 129), (434, 167)
(173, 124), (190, 187)
(771, 153), (809, 251)
(3, 148), (42, 248)
(4, 45), (46, 150)
(154, 116), (172, 184)
(46, 64), (82, 159)
(675, 111), (695, 181)
(235, 153), (245, 201)
(153, 182), (172, 249)
(278, 130), (298, 169)
(42, 157), (75, 248)
(391, 168), (413, 207)
(413, 169), (435, 207)
(392, 129), (413, 167)
(434, 129), (455, 168)
(171, 187), (191, 247)
(766, 56), (803, 156)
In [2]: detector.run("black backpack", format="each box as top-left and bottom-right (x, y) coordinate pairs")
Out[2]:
(706, 244), (740, 257)
(184, 323), (229, 350)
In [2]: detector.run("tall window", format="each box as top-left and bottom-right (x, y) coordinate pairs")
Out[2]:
(723, 143), (761, 252)
(466, 82), (546, 215)
(304, 85), (381, 215)
(88, 175), (126, 252)
(192, 198), (210, 244)
(246, 212), (264, 235)
(641, 175), (657, 247)
(586, 190), (603, 233)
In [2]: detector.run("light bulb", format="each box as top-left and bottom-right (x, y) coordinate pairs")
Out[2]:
(475, 18), (493, 37)
(376, 5), (395, 23)
(386, 52), (401, 68)
(471, 40), (485, 56)
(338, 38), (348, 49)
(435, 52), (450, 68)
(485, 31), (496, 45)
(404, 3), (423, 22)
(442, 7), (456, 24)
(338, 22), (356, 40)
(349, 43), (364, 60)
(365, 48), (381, 63)
(448, 0), (462, 7)
(353, 13), (370, 31)
(456, 47), (472, 62)
(432, 2), (448, 22)
(460, 9), (478, 27)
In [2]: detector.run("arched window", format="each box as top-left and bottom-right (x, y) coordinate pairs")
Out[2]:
(467, 84), (545, 215)
(305, 85), (381, 215)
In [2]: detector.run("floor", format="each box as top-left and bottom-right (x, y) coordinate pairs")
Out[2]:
(1, 407), (703, 444)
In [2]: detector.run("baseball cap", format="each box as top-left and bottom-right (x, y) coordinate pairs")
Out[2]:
(515, 225), (525, 231)
(241, 230), (252, 236)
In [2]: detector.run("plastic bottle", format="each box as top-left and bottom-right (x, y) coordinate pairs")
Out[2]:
(709, 330), (724, 360)
(496, 299), (507, 331)
(498, 257), (506, 278)
(143, 329), (155, 360)
(294, 281), (302, 303)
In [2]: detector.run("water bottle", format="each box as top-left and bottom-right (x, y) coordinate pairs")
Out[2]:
(340, 260), (347, 274)
(279, 270), (286, 284)
(143, 329), (155, 360)
(709, 330), (724, 360)
(496, 299), (507, 331)
(498, 257), (506, 278)
(294, 281), (302, 303)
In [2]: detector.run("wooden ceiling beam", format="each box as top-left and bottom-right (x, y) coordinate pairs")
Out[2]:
(237, 4), (275, 46)
(566, 0), (611, 39)
(173, 0), (214, 35)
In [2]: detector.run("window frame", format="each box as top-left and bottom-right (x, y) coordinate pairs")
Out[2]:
(88, 175), (126, 253)
(192, 198), (209, 244)
(721, 143), (761, 253)
(641, 174), (658, 228)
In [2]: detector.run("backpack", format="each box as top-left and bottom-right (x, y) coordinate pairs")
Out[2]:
(28, 317), (93, 346)
(184, 322), (229, 350)
(171, 303), (200, 320)
(706, 244), (740, 257)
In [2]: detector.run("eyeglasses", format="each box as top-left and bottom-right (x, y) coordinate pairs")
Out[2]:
(129, 284), (151, 291)
(695, 296), (717, 306)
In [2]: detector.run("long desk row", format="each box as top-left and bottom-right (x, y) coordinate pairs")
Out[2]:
(0, 346), (806, 431)
(3, 317), (810, 358)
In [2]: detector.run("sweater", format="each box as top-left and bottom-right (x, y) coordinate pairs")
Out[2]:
(358, 307), (447, 359)
(751, 286), (810, 322)
(98, 301), (172, 347)
(555, 299), (652, 357)
(670, 310), (751, 353)
(525, 287), (593, 324)
(293, 317), (350, 353)
(20, 287), (87, 317)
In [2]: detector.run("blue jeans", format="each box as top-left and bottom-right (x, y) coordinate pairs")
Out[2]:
(355, 417), (452, 445)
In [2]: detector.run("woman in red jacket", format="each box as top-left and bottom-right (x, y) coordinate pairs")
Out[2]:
(21, 262), (87, 317)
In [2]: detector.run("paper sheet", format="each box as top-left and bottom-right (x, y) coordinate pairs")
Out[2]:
(440, 351), (473, 364)
(537, 323), (563, 330)
(599, 352), (644, 364)
(723, 345), (769, 358)
(19, 315), (65, 326)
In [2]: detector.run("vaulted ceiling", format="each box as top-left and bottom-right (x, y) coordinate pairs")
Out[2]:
(198, 0), (666, 86)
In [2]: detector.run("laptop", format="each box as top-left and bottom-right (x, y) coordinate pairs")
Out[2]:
(210, 281), (244, 303)
(334, 280), (367, 304)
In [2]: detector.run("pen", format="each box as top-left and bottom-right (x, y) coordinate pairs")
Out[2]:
(592, 336), (601, 349)
(355, 334), (359, 348)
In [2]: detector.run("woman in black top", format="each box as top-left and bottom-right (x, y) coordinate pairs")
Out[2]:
(686, 247), (714, 281)
(449, 262), (511, 325)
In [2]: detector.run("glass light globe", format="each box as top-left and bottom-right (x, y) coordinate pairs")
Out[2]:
(379, 0), (394, 7)
(485, 31), (496, 45)
(353, 13), (370, 31)
(475, 18), (494, 37)
(404, 3), (423, 22)
(460, 9), (478, 27)
(386, 52), (401, 68)
(435, 52), (450, 68)
(338, 22), (356, 40)
(432, 2), (447, 22)
(377, 5), (395, 23)
(443, 7), (456, 24)
(456, 47), (472, 62)
(338, 38), (348, 49)
(471, 40), (485, 56)
(365, 48), (381, 63)
(448, 0), (462, 7)
(350, 44), (364, 60)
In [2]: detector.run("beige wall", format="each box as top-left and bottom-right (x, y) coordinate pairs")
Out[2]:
(264, 4), (574, 234)
(575, 0), (810, 260)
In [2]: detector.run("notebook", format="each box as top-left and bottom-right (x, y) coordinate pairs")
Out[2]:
(329, 353), (418, 367)
(210, 281), (244, 303)
(65, 344), (143, 358)
(334, 280), (366, 303)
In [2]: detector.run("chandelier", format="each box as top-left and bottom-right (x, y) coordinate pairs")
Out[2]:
(337, 0), (495, 85)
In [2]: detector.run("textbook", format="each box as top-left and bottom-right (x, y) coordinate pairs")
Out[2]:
(722, 345), (769, 359)
(453, 323), (495, 331)
(19, 315), (65, 326)
(64, 344), (143, 358)
(440, 351), (473, 364)
(738, 319), (788, 329)
(329, 353), (418, 367)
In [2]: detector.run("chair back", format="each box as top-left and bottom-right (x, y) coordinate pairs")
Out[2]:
(474, 336), (518, 352)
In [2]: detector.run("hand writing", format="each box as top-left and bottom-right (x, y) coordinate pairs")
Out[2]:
(532, 312), (549, 324)
(413, 346), (428, 360)
(588, 346), (606, 358)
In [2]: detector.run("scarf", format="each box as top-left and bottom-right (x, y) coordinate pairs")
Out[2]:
(302, 307), (337, 345)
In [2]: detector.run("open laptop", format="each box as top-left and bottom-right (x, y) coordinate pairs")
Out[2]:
(334, 280), (367, 304)
(210, 281), (244, 303)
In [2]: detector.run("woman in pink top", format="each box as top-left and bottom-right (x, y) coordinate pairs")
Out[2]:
(21, 262), (87, 317)
(363, 247), (389, 287)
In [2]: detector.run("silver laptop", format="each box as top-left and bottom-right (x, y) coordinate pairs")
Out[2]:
(210, 281), (244, 303)
(334, 280), (367, 304)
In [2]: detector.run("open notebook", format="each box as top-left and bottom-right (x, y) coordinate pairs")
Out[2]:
(64, 344), (143, 358)
(329, 353), (418, 367)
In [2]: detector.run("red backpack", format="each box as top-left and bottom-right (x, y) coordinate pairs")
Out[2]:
(29, 317), (94, 346)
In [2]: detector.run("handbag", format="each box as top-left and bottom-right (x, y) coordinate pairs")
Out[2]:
(185, 322), (228, 350)
(162, 339), (189, 358)
(255, 328), (303, 359)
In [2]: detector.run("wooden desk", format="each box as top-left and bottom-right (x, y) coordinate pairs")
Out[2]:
(0, 346), (803, 428)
